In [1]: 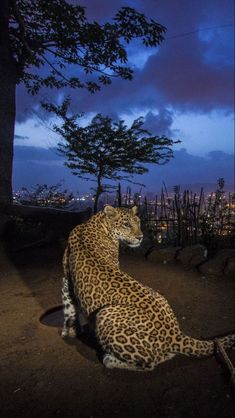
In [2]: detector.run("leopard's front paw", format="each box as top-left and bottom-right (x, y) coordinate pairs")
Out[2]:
(103, 354), (117, 369)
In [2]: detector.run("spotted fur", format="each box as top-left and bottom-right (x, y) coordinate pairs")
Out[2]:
(62, 205), (235, 371)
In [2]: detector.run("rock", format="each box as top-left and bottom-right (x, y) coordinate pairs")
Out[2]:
(140, 237), (154, 254)
(0, 214), (12, 237)
(199, 249), (235, 277)
(199, 258), (224, 276)
(215, 249), (235, 259)
(176, 244), (207, 267)
(224, 257), (235, 278)
(147, 246), (181, 263)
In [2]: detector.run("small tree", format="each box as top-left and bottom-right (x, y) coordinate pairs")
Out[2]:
(43, 99), (180, 213)
(18, 182), (73, 207)
(0, 0), (166, 206)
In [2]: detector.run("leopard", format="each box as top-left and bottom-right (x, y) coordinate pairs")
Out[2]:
(61, 205), (235, 371)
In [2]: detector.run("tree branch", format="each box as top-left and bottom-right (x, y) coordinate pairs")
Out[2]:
(10, 0), (32, 56)
(41, 54), (71, 83)
(44, 46), (120, 78)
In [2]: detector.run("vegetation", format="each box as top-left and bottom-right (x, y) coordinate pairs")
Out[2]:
(17, 182), (73, 208)
(116, 179), (235, 252)
(0, 0), (166, 206)
(43, 99), (179, 212)
(7, 178), (234, 252)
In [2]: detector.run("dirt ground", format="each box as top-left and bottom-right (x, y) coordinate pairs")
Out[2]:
(0, 240), (235, 418)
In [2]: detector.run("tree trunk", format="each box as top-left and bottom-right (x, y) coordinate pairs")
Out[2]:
(94, 187), (103, 214)
(0, 0), (17, 207)
(93, 174), (103, 214)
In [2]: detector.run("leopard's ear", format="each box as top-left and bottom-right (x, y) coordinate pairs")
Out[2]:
(104, 205), (118, 219)
(131, 205), (138, 215)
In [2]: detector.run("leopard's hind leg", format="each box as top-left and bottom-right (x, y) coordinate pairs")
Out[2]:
(103, 351), (175, 371)
(102, 353), (155, 371)
(96, 305), (173, 371)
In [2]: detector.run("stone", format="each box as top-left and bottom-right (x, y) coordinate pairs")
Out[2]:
(199, 249), (235, 277)
(176, 244), (207, 267)
(139, 237), (154, 254)
(0, 214), (12, 237)
(199, 258), (224, 276)
(215, 249), (235, 259)
(224, 257), (235, 278)
(147, 246), (181, 263)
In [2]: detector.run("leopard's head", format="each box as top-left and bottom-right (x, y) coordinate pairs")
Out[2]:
(103, 205), (143, 248)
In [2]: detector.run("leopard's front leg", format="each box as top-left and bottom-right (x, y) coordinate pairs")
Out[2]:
(61, 276), (78, 338)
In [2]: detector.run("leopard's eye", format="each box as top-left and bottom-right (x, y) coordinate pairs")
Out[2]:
(123, 222), (131, 228)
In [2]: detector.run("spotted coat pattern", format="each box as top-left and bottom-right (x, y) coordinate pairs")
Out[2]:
(62, 205), (235, 371)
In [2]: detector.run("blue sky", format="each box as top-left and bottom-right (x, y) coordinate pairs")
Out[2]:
(14, 0), (234, 192)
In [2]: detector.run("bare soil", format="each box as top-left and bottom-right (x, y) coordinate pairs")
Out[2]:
(0, 240), (235, 418)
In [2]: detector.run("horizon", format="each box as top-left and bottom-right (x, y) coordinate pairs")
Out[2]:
(13, 145), (234, 196)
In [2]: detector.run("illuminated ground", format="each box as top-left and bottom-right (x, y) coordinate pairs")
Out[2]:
(0, 242), (234, 418)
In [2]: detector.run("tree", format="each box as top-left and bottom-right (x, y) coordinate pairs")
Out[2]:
(0, 0), (166, 206)
(18, 182), (74, 207)
(43, 99), (180, 213)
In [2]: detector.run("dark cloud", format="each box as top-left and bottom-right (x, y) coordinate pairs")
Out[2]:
(140, 33), (234, 112)
(14, 134), (29, 140)
(16, 83), (57, 123)
(144, 109), (175, 137)
(138, 148), (234, 191)
(13, 146), (83, 192)
(15, 0), (234, 122)
(76, 0), (127, 21)
(13, 145), (60, 161)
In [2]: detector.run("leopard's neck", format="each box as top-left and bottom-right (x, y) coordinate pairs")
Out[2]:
(82, 213), (119, 268)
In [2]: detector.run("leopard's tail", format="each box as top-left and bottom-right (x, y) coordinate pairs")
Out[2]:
(173, 333), (235, 357)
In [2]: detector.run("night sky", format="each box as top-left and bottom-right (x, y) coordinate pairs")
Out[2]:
(14, 0), (234, 193)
